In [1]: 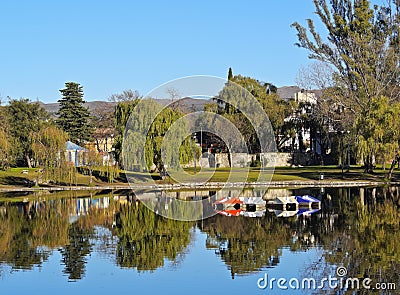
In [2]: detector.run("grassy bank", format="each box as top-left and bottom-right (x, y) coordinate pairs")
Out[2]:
(178, 166), (398, 183)
(0, 167), (129, 188)
(1, 165), (398, 189)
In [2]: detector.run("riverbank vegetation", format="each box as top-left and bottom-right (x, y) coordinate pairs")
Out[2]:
(1, 166), (400, 190)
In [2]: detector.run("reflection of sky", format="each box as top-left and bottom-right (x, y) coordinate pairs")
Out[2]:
(0, 228), (323, 295)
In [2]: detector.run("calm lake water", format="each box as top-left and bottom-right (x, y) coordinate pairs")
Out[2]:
(0, 187), (399, 295)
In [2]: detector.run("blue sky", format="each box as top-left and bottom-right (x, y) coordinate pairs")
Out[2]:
(1, 0), (326, 103)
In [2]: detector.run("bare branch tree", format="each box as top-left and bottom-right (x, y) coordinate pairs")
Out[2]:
(108, 89), (141, 102)
(166, 87), (181, 102)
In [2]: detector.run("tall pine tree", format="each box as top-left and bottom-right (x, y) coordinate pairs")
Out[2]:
(228, 67), (233, 81)
(56, 82), (94, 145)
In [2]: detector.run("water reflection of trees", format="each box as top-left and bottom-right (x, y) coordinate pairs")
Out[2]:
(114, 202), (194, 271)
(200, 187), (400, 285)
(0, 202), (68, 270)
(305, 187), (400, 294)
(60, 223), (93, 281)
(0, 195), (195, 279)
(0, 196), (113, 280)
(200, 214), (307, 279)
(0, 187), (399, 286)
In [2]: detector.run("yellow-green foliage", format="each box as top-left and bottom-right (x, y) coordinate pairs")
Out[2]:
(114, 202), (194, 271)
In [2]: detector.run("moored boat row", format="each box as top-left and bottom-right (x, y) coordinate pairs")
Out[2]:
(214, 195), (321, 218)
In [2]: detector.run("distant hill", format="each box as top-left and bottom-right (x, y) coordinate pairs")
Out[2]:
(39, 97), (211, 117)
(39, 101), (117, 117)
(39, 86), (316, 117)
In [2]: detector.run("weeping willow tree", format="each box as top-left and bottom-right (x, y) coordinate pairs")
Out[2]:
(0, 103), (12, 169)
(292, 0), (400, 171)
(0, 130), (11, 170)
(113, 98), (140, 165)
(178, 135), (200, 168)
(31, 124), (68, 184)
(147, 106), (198, 170)
(355, 96), (400, 172)
(122, 99), (195, 171)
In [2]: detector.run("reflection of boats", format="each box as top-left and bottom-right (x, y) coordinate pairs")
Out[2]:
(217, 207), (266, 217)
(267, 196), (298, 211)
(217, 208), (242, 216)
(267, 196), (298, 218)
(268, 209), (298, 218)
(267, 195), (321, 210)
(268, 207), (321, 218)
(266, 195), (321, 218)
(241, 211), (265, 218)
(295, 195), (321, 208)
(213, 195), (321, 218)
(296, 208), (320, 216)
(214, 196), (265, 217)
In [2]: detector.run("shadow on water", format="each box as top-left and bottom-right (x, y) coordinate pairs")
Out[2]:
(0, 176), (35, 187)
(0, 186), (398, 292)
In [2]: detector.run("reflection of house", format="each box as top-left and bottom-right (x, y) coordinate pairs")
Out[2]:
(75, 197), (110, 216)
(65, 141), (87, 166)
(69, 197), (111, 223)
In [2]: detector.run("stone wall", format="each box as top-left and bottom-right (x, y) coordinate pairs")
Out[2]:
(211, 152), (310, 168)
(182, 152), (312, 168)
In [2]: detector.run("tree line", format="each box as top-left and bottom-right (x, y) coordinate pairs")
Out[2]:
(0, 82), (198, 182)
(1, 0), (399, 178)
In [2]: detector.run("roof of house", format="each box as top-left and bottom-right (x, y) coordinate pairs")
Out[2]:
(277, 86), (322, 101)
(66, 141), (86, 151)
(277, 86), (301, 100)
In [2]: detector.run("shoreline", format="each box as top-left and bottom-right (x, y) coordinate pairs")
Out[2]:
(0, 179), (397, 192)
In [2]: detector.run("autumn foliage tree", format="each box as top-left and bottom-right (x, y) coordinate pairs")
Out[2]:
(7, 99), (49, 168)
(0, 129), (11, 170)
(292, 0), (400, 172)
(0, 103), (11, 169)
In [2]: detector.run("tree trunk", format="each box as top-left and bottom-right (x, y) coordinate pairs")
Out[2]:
(364, 154), (375, 174)
(388, 155), (399, 180)
(26, 154), (32, 168)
